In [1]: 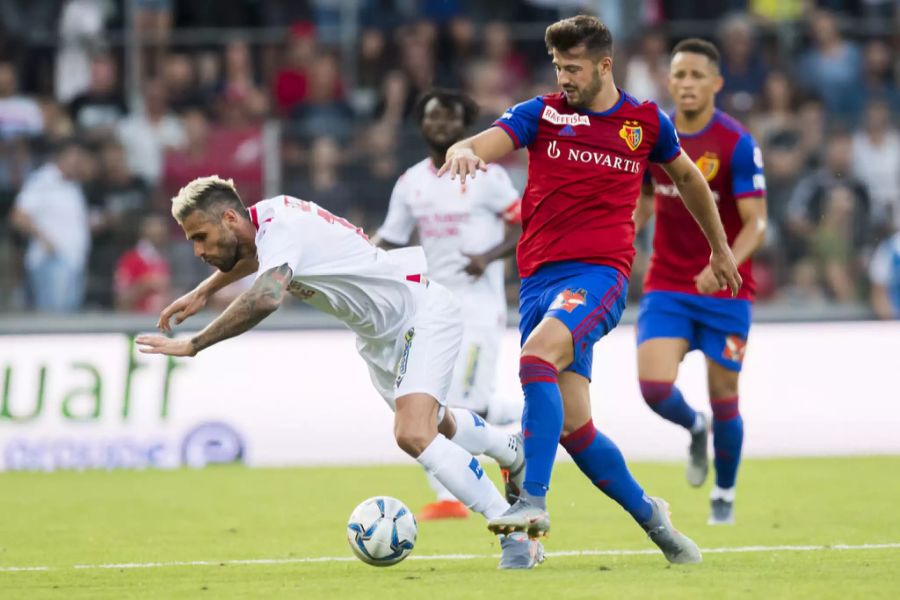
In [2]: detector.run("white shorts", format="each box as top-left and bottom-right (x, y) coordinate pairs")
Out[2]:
(444, 300), (505, 415)
(356, 281), (462, 412)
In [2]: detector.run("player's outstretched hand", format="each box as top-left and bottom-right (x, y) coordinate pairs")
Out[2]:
(709, 248), (742, 297)
(135, 334), (196, 357)
(437, 147), (486, 184)
(462, 253), (488, 278)
(157, 289), (208, 333)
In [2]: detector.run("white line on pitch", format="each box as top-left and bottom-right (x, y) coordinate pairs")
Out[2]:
(1, 542), (898, 573)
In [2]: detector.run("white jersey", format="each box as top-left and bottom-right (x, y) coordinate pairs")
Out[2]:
(377, 159), (520, 317)
(251, 195), (427, 344)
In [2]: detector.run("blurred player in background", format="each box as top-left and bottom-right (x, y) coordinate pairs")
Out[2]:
(136, 177), (541, 569)
(634, 39), (768, 525)
(440, 15), (741, 564)
(373, 89), (523, 521)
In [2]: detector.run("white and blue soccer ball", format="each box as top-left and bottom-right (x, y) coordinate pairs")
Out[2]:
(346, 496), (417, 566)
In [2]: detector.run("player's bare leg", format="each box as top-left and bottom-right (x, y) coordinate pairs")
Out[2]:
(638, 338), (709, 487)
(706, 358), (742, 525)
(487, 318), (571, 538)
(559, 371), (701, 564)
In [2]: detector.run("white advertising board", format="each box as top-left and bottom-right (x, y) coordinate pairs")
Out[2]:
(1, 322), (898, 471)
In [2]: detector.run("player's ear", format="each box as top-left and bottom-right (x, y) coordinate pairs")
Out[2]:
(713, 73), (724, 94)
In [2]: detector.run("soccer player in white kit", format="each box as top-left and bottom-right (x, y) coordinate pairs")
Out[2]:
(136, 176), (543, 568)
(373, 90), (523, 521)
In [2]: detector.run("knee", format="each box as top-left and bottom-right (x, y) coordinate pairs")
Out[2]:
(394, 423), (435, 458)
(639, 380), (673, 405)
(519, 354), (559, 386)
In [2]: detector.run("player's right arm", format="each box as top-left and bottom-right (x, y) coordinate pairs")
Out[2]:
(372, 172), (415, 250)
(633, 182), (655, 234)
(138, 263), (291, 357)
(157, 255), (259, 333)
(439, 96), (543, 184)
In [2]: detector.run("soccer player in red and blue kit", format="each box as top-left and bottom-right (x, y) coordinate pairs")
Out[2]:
(439, 16), (741, 566)
(634, 39), (767, 526)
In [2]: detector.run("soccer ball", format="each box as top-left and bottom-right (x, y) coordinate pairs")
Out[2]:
(346, 496), (417, 566)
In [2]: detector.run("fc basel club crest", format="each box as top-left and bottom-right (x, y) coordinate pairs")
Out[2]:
(550, 289), (587, 313)
(619, 120), (643, 151)
(696, 152), (720, 181)
(722, 335), (747, 363)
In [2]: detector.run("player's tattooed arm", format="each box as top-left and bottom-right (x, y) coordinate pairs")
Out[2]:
(188, 263), (292, 354)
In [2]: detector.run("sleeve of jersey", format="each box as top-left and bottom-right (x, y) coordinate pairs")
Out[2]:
(376, 176), (415, 245)
(485, 167), (522, 223)
(256, 218), (304, 275)
(731, 133), (767, 200)
(648, 108), (681, 164)
(492, 97), (544, 149)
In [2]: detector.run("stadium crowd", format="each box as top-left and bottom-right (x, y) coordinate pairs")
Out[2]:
(0, 0), (898, 317)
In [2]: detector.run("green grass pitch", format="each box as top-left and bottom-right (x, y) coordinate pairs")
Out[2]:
(1, 457), (899, 599)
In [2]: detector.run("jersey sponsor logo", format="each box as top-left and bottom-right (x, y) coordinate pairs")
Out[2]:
(619, 120), (643, 151)
(546, 140), (641, 173)
(541, 105), (590, 127)
(547, 139), (561, 159)
(395, 327), (416, 387)
(723, 334), (747, 363)
(558, 124), (577, 137)
(550, 288), (587, 313)
(752, 173), (767, 191)
(696, 152), (720, 181)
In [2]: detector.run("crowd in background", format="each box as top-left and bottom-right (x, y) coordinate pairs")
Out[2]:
(0, 0), (899, 318)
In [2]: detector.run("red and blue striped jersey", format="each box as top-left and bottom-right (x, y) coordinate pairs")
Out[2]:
(493, 90), (681, 278)
(645, 109), (766, 301)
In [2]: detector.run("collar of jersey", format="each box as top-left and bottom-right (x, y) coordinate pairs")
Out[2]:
(673, 109), (720, 139)
(571, 88), (626, 117)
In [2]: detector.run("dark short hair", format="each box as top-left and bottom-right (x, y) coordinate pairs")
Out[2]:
(544, 15), (613, 58)
(672, 38), (721, 67)
(413, 88), (479, 127)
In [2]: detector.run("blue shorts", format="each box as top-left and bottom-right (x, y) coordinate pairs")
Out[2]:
(519, 262), (628, 381)
(636, 291), (752, 372)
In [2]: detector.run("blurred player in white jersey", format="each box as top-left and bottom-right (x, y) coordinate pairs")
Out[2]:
(135, 176), (543, 569)
(373, 90), (523, 521)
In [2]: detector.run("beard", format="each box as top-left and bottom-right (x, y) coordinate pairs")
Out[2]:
(565, 71), (603, 108)
(426, 138), (455, 157)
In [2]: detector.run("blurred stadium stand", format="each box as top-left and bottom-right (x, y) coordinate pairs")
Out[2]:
(1, 0), (899, 323)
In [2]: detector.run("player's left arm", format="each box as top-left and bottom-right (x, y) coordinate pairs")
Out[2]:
(463, 222), (522, 277)
(136, 264), (292, 357)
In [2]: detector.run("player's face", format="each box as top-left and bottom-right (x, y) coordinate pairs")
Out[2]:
(668, 51), (723, 116)
(181, 209), (243, 272)
(421, 98), (466, 153)
(551, 46), (609, 108)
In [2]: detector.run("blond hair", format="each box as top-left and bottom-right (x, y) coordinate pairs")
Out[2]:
(171, 175), (244, 223)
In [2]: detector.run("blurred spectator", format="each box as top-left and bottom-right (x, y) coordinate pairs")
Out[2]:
(160, 53), (205, 113)
(216, 39), (269, 124)
(289, 51), (353, 142)
(482, 21), (529, 98)
(436, 16), (477, 87)
(786, 130), (871, 261)
(717, 14), (767, 117)
(855, 39), (900, 116)
(290, 136), (359, 223)
(114, 213), (171, 313)
(778, 259), (829, 307)
(9, 138), (90, 311)
(135, 0), (173, 79)
(272, 22), (318, 116)
(868, 230), (900, 319)
(0, 59), (44, 196)
(68, 53), (127, 139)
(86, 140), (150, 307)
(851, 99), (900, 231)
(467, 60), (515, 122)
(623, 28), (669, 105)
(353, 124), (401, 227)
(794, 10), (862, 122)
(354, 27), (391, 117)
(794, 94), (828, 169)
(55, 0), (109, 103)
(117, 78), (185, 187)
(810, 185), (861, 302)
(751, 71), (796, 144)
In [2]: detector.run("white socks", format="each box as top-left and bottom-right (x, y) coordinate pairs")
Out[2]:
(417, 434), (509, 520)
(711, 485), (736, 502)
(449, 408), (517, 466)
(424, 470), (457, 502)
